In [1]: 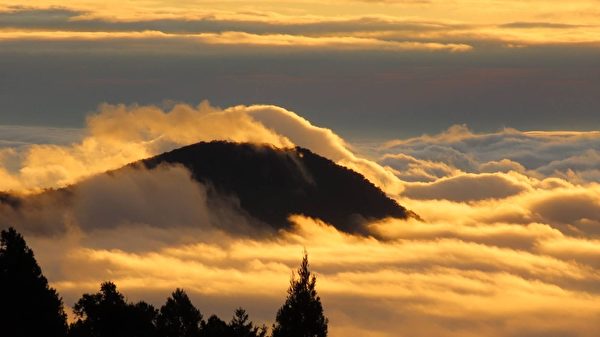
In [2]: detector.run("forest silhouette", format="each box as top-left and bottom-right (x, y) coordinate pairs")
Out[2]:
(0, 227), (328, 337)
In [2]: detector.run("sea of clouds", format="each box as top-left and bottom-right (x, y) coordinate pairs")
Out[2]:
(0, 101), (599, 337)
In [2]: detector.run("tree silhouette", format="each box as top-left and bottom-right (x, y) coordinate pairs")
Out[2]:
(202, 314), (231, 337)
(0, 227), (68, 337)
(130, 301), (160, 337)
(272, 252), (328, 337)
(229, 307), (268, 337)
(69, 281), (157, 337)
(0, 229), (331, 337)
(68, 283), (272, 337)
(156, 288), (203, 337)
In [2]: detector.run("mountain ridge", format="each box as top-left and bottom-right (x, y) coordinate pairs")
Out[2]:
(136, 141), (412, 233)
(1, 141), (413, 234)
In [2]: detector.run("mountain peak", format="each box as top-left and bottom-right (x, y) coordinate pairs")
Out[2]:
(138, 141), (411, 233)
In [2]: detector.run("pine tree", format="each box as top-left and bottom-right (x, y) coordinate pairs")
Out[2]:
(202, 315), (231, 337)
(272, 252), (328, 337)
(0, 227), (68, 337)
(229, 307), (267, 337)
(157, 288), (203, 337)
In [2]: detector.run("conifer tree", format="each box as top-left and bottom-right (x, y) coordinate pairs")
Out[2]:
(157, 288), (203, 337)
(202, 315), (231, 337)
(272, 252), (328, 337)
(229, 307), (267, 337)
(0, 227), (68, 337)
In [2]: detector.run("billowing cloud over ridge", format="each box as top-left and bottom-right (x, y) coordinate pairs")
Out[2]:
(0, 101), (401, 194)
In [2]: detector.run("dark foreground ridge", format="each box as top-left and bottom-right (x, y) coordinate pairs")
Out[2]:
(138, 141), (410, 233)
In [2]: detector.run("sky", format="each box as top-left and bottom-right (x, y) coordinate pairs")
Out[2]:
(0, 0), (599, 137)
(1, 2), (600, 337)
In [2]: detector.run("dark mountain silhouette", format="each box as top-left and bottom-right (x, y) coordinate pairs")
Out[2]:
(136, 141), (412, 233)
(0, 141), (413, 234)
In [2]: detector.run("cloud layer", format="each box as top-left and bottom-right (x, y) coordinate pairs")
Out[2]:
(1, 3), (599, 335)
(2, 3), (600, 50)
(383, 125), (600, 184)
(1, 103), (599, 337)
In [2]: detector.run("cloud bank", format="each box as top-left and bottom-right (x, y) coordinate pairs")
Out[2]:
(2, 3), (600, 50)
(1, 103), (600, 337)
(383, 124), (600, 184)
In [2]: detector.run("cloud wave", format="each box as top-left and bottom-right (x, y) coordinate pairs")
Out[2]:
(0, 101), (400, 195)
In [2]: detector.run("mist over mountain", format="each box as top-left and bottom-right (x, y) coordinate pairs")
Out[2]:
(137, 141), (411, 233)
(0, 141), (411, 235)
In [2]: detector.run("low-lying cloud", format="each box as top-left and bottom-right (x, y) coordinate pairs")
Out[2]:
(382, 125), (600, 184)
(25, 216), (600, 337)
(0, 164), (267, 238)
(1, 102), (600, 337)
(402, 173), (530, 202)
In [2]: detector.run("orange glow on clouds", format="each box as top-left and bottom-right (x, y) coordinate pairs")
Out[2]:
(1, 101), (598, 336)
(1, 1), (599, 335)
(1, 1), (599, 51)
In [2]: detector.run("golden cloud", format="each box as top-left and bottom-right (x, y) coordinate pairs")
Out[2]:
(3, 1), (600, 51)
(0, 101), (402, 196)
(25, 215), (600, 337)
(2, 101), (600, 336)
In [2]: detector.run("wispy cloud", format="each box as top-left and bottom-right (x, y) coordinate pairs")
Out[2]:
(3, 4), (600, 53)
